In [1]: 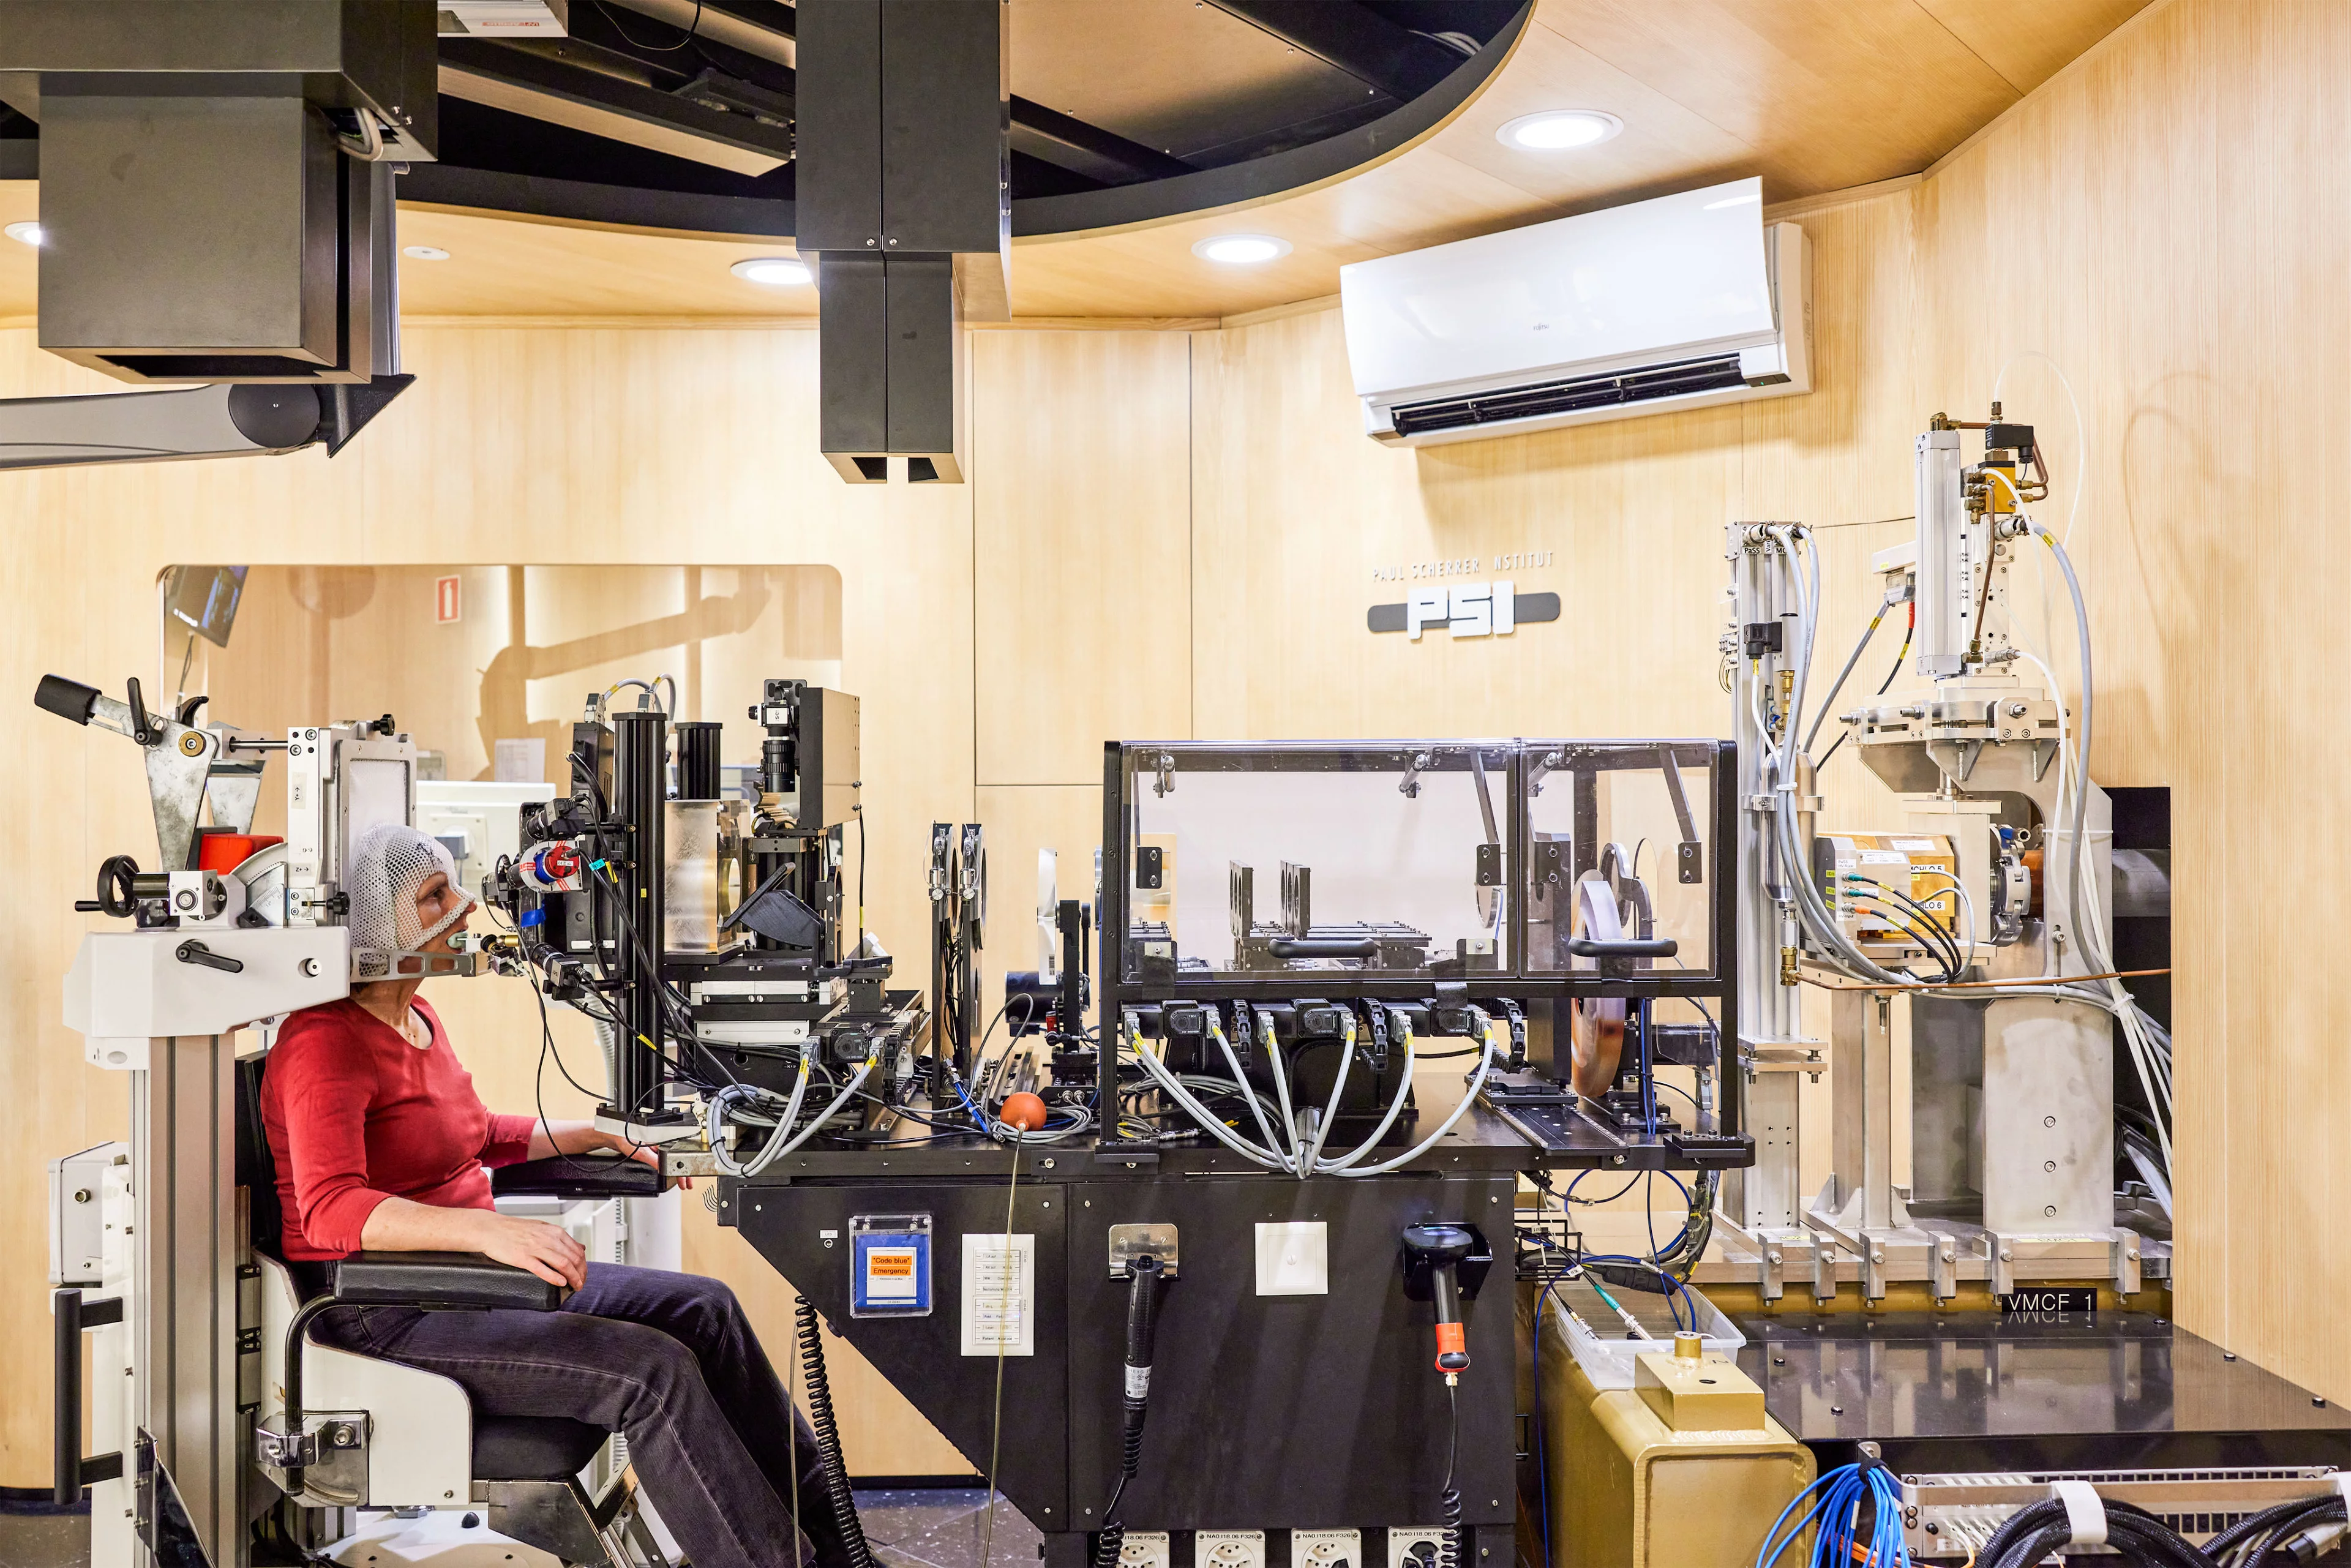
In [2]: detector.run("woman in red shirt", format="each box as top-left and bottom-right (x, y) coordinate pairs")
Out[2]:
(263, 824), (854, 1568)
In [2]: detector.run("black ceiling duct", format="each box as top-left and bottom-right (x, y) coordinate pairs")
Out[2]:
(796, 0), (1009, 484)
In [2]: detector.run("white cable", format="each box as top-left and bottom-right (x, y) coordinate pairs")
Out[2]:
(1991, 351), (2089, 546)
(1904, 868), (1979, 965)
(1210, 1011), (1289, 1162)
(1299, 1018), (1355, 1174)
(765, 1052), (876, 1160)
(1256, 1006), (1310, 1174)
(1333, 1018), (1501, 1178)
(1131, 1047), (1291, 1171)
(1315, 1017), (1420, 1173)
(2007, 527), (2174, 1181)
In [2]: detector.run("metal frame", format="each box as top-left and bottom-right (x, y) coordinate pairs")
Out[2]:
(1097, 738), (1744, 1160)
(1098, 740), (1736, 1003)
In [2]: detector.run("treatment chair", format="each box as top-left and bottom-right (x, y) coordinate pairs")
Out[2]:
(236, 1055), (669, 1568)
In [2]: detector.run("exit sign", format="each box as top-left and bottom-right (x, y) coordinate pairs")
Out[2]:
(435, 576), (462, 623)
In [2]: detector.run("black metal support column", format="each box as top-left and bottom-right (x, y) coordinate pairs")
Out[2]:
(610, 709), (669, 1122)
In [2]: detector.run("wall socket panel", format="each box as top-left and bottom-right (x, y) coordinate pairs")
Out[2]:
(1196, 1531), (1267, 1568)
(1292, 1530), (1363, 1568)
(1387, 1529), (1447, 1568)
(1117, 1534), (1171, 1568)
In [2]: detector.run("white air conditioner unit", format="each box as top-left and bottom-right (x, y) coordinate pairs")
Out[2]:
(1340, 177), (1810, 446)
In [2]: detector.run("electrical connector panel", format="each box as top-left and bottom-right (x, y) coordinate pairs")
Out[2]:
(1195, 1531), (1265, 1568)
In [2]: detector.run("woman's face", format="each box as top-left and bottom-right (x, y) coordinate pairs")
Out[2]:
(414, 868), (471, 952)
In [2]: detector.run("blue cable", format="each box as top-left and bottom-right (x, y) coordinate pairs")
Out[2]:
(1754, 1463), (1908, 1568)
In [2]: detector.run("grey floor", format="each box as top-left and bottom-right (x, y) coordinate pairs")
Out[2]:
(857, 1490), (1043, 1568)
(0, 1488), (1035, 1568)
(0, 1512), (85, 1568)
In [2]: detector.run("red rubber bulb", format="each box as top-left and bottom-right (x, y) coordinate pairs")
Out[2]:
(1000, 1092), (1049, 1133)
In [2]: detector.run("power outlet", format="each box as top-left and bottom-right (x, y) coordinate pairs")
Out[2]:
(1387, 1529), (1446, 1568)
(1197, 1531), (1266, 1568)
(1293, 1530), (1363, 1568)
(1117, 1533), (1170, 1568)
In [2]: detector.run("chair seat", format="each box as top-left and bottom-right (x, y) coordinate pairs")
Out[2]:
(472, 1415), (612, 1480)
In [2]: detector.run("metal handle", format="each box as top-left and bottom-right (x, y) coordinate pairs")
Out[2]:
(54, 1288), (124, 1505)
(1565, 936), (1679, 959)
(53, 1289), (80, 1506)
(1268, 938), (1379, 959)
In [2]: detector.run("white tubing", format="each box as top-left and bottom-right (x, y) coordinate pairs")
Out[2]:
(1333, 1018), (1501, 1177)
(1300, 1018), (1355, 1173)
(1990, 351), (2089, 546)
(1133, 1047), (1291, 1170)
(765, 1051), (875, 1161)
(705, 1042), (816, 1177)
(1314, 1021), (1419, 1173)
(1211, 1011), (1288, 1161)
(1256, 1006), (1308, 1174)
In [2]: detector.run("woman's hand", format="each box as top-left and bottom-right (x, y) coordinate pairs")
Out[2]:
(358, 1195), (588, 1290)
(460, 1208), (588, 1290)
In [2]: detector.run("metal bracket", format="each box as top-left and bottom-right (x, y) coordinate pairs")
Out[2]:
(1929, 1232), (1960, 1300)
(1108, 1223), (1177, 1279)
(1986, 1232), (2015, 1296)
(2113, 1228), (2142, 1296)
(1811, 1239), (1842, 1302)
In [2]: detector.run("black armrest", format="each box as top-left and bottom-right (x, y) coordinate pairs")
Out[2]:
(332, 1251), (569, 1311)
(492, 1152), (663, 1201)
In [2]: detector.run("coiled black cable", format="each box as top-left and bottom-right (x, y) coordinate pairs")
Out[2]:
(1437, 1379), (1463, 1568)
(795, 1297), (877, 1568)
(1976, 1496), (2217, 1568)
(2205, 1494), (2346, 1566)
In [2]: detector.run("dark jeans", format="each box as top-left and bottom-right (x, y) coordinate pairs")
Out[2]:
(317, 1263), (848, 1568)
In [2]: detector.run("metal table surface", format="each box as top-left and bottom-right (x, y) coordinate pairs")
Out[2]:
(1734, 1310), (2351, 1472)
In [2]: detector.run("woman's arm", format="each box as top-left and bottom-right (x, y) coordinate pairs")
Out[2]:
(521, 1118), (663, 1172)
(359, 1196), (588, 1289)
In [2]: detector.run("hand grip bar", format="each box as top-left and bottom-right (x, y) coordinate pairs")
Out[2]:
(1565, 936), (1679, 959)
(1269, 938), (1379, 959)
(53, 1288), (124, 1506)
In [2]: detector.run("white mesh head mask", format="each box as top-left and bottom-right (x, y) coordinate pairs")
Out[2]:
(347, 823), (474, 981)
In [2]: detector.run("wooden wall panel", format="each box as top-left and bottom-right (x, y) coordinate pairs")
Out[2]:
(7, 2), (2350, 1476)
(973, 331), (1193, 784)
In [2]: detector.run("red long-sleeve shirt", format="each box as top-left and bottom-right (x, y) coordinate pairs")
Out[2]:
(261, 997), (537, 1260)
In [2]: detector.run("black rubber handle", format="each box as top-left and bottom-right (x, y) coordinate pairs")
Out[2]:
(1566, 936), (1679, 959)
(1124, 1254), (1165, 1370)
(1269, 937), (1379, 959)
(176, 940), (244, 974)
(34, 675), (99, 726)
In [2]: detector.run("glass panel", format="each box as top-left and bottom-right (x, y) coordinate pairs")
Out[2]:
(1521, 741), (1716, 978)
(1120, 743), (1512, 984)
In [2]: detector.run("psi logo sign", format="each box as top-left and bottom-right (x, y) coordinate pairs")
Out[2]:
(1367, 582), (1562, 640)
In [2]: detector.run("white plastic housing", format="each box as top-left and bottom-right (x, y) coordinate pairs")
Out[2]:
(1340, 178), (1812, 445)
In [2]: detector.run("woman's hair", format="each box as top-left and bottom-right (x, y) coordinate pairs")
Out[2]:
(347, 823), (474, 981)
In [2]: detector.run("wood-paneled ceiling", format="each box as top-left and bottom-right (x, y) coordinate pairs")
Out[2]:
(0, 0), (2153, 326)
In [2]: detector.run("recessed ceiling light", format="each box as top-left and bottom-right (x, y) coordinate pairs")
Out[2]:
(1496, 110), (1623, 152)
(732, 257), (811, 286)
(402, 245), (451, 261)
(4, 220), (42, 247)
(1192, 234), (1292, 266)
(1704, 191), (1762, 210)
